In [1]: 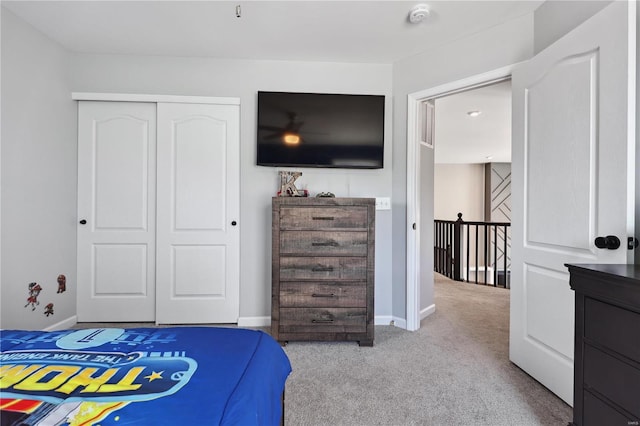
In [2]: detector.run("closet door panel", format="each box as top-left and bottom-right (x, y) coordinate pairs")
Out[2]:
(156, 103), (240, 324)
(173, 116), (226, 231)
(94, 117), (149, 230)
(77, 101), (157, 321)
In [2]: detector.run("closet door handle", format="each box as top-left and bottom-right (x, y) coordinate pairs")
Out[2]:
(79, 219), (87, 225)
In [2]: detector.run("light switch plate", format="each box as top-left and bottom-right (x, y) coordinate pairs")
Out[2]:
(375, 197), (391, 210)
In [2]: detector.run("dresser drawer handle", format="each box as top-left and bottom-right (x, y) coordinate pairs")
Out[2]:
(312, 216), (335, 221)
(312, 293), (336, 298)
(312, 319), (334, 323)
(312, 266), (334, 272)
(311, 241), (339, 247)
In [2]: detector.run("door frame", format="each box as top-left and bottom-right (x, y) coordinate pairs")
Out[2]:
(405, 64), (516, 331)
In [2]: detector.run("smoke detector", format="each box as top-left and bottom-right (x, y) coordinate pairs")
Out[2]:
(408, 4), (430, 24)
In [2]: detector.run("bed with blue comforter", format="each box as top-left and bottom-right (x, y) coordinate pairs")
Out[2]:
(0, 327), (291, 425)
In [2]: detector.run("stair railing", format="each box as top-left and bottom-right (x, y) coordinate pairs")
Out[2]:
(434, 213), (511, 288)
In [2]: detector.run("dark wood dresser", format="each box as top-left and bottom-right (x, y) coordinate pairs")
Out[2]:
(271, 197), (375, 346)
(566, 264), (640, 425)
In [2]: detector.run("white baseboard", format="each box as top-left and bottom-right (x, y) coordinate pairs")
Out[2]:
(41, 314), (417, 332)
(239, 315), (409, 329)
(44, 315), (77, 331)
(389, 316), (407, 329)
(374, 315), (406, 329)
(420, 304), (436, 321)
(237, 316), (271, 328)
(374, 315), (392, 325)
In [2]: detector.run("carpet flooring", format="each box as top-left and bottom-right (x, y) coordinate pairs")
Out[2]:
(281, 274), (572, 425)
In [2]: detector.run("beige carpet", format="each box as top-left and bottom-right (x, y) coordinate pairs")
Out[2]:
(282, 274), (572, 425)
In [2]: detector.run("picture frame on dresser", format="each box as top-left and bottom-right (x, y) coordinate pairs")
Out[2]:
(271, 197), (375, 346)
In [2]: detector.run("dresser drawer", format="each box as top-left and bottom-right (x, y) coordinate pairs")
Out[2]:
(585, 297), (640, 363)
(583, 344), (640, 418)
(583, 391), (634, 426)
(280, 282), (366, 307)
(279, 308), (367, 333)
(280, 257), (367, 280)
(280, 231), (368, 256)
(280, 206), (368, 230)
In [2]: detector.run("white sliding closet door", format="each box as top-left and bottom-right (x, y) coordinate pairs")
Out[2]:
(156, 103), (240, 324)
(77, 101), (157, 321)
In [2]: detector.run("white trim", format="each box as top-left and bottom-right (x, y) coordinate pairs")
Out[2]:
(406, 64), (517, 332)
(406, 93), (420, 332)
(626, 0), (637, 263)
(238, 316), (271, 328)
(239, 315), (410, 329)
(44, 315), (78, 331)
(420, 304), (436, 321)
(374, 315), (407, 328)
(390, 316), (407, 330)
(374, 315), (393, 325)
(71, 92), (240, 105)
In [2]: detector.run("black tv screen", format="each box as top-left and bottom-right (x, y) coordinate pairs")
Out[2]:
(257, 91), (384, 169)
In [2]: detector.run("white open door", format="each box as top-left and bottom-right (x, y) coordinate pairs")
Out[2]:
(77, 101), (157, 322)
(155, 102), (240, 324)
(510, 1), (635, 405)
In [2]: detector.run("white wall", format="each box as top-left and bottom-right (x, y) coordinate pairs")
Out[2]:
(533, 1), (613, 54)
(1, 9), (77, 330)
(392, 15), (534, 319)
(434, 164), (485, 222)
(69, 54), (394, 324)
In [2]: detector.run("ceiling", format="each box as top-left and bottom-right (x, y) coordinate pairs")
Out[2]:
(3, 1), (534, 163)
(435, 80), (512, 164)
(3, 1), (542, 64)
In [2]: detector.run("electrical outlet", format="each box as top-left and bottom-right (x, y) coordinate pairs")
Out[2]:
(375, 197), (391, 210)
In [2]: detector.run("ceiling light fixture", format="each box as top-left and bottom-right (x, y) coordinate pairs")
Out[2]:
(467, 110), (482, 117)
(283, 132), (300, 145)
(408, 4), (430, 24)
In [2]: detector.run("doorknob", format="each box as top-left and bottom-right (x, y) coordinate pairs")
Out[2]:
(231, 221), (237, 226)
(594, 235), (620, 250)
(79, 219), (87, 225)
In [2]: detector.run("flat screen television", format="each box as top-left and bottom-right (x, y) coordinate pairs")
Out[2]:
(257, 91), (385, 169)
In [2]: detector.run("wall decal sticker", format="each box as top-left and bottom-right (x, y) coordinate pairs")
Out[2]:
(24, 282), (42, 311)
(57, 274), (67, 293)
(44, 303), (54, 316)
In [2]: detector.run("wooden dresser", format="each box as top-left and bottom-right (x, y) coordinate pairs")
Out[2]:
(271, 197), (375, 346)
(566, 264), (640, 426)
